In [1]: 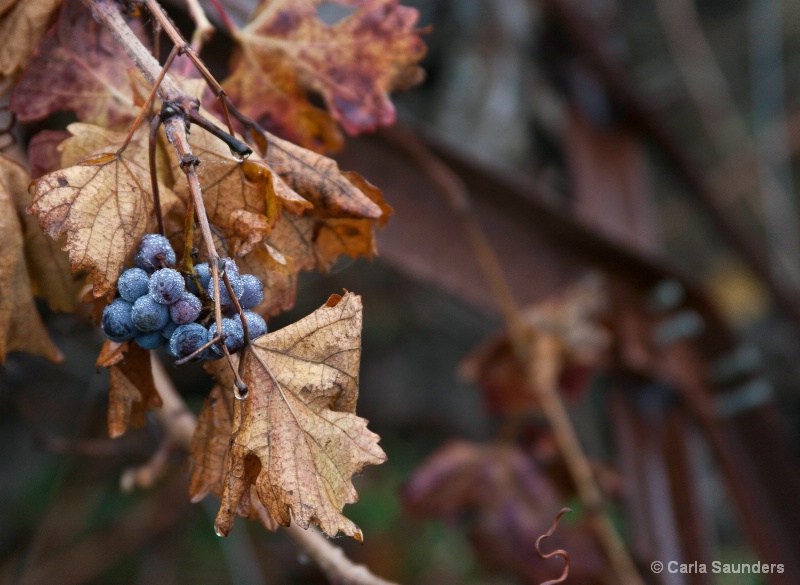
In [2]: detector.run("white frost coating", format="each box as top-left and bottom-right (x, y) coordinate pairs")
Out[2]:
(149, 268), (185, 304)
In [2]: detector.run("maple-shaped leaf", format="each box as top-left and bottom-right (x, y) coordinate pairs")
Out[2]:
(0, 0), (61, 77)
(213, 293), (386, 539)
(10, 0), (139, 129)
(29, 124), (180, 299)
(97, 340), (162, 438)
(224, 0), (426, 151)
(0, 156), (62, 363)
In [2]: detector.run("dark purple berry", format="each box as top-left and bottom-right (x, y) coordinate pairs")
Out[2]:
(169, 323), (209, 360)
(149, 268), (185, 305)
(135, 331), (165, 350)
(117, 267), (150, 302)
(134, 234), (176, 272)
(208, 318), (244, 356)
(101, 298), (136, 342)
(239, 274), (264, 309)
(169, 291), (202, 324)
(131, 295), (169, 332)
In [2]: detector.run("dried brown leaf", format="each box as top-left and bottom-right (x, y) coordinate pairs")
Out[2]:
(224, 0), (426, 150)
(2, 154), (78, 312)
(10, 0), (139, 129)
(28, 130), (70, 179)
(171, 122), (312, 236)
(99, 341), (162, 438)
(0, 157), (62, 363)
(228, 209), (272, 257)
(29, 124), (180, 299)
(214, 293), (386, 539)
(0, 0), (60, 77)
(188, 384), (281, 532)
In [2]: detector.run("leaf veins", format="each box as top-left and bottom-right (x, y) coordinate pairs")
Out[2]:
(29, 124), (180, 299)
(211, 292), (386, 539)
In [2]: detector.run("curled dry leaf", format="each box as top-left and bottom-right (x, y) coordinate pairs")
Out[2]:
(10, 0), (139, 129)
(189, 384), (281, 532)
(97, 340), (162, 439)
(0, 0), (61, 77)
(2, 154), (77, 312)
(0, 156), (62, 363)
(211, 293), (386, 539)
(224, 0), (426, 151)
(29, 124), (180, 299)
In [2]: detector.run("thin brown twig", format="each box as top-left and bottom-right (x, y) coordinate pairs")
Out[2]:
(383, 125), (644, 585)
(148, 115), (166, 236)
(536, 508), (572, 585)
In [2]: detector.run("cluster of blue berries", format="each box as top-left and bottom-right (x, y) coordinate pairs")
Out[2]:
(101, 234), (268, 361)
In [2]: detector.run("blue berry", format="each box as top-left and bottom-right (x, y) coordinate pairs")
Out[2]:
(208, 318), (244, 356)
(149, 268), (185, 305)
(135, 330), (165, 350)
(169, 323), (209, 360)
(236, 311), (268, 341)
(101, 298), (136, 342)
(189, 262), (211, 295)
(239, 274), (264, 309)
(131, 295), (170, 332)
(161, 320), (179, 339)
(134, 234), (176, 272)
(209, 271), (244, 306)
(117, 267), (150, 302)
(169, 291), (202, 324)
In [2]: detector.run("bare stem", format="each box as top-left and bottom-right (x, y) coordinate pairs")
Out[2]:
(383, 125), (644, 585)
(148, 115), (165, 236)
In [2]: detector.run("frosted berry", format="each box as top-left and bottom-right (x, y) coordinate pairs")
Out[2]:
(189, 262), (211, 295)
(169, 323), (209, 360)
(208, 318), (244, 356)
(117, 267), (150, 302)
(101, 298), (136, 342)
(134, 234), (176, 272)
(131, 295), (170, 332)
(236, 311), (268, 341)
(149, 268), (185, 305)
(208, 272), (244, 306)
(239, 274), (264, 309)
(169, 292), (202, 324)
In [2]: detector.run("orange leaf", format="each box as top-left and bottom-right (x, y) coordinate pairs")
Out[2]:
(99, 341), (162, 439)
(224, 0), (426, 150)
(213, 292), (386, 539)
